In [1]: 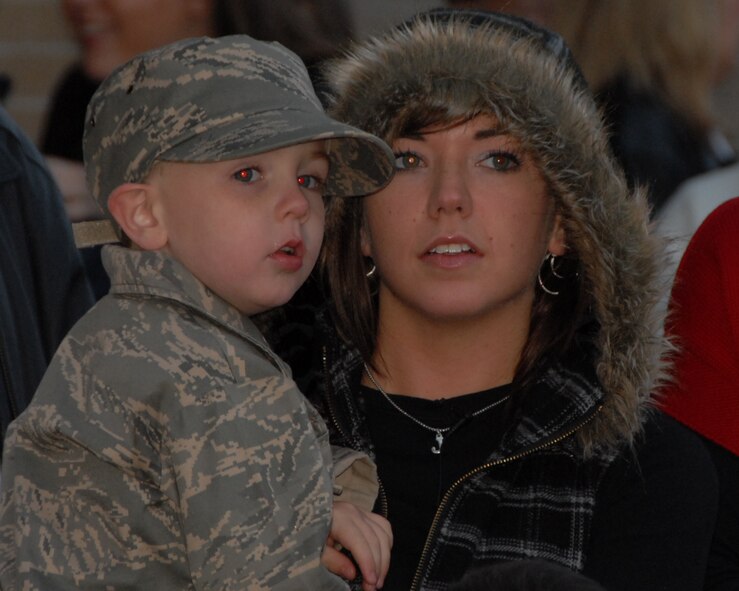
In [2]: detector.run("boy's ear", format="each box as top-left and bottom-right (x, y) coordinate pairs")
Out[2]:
(107, 183), (167, 250)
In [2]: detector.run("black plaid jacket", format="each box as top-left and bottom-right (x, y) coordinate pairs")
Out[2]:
(261, 301), (717, 591)
(318, 332), (615, 590)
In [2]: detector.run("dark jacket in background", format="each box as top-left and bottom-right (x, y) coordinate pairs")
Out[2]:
(600, 77), (736, 215)
(39, 64), (98, 163)
(0, 106), (93, 450)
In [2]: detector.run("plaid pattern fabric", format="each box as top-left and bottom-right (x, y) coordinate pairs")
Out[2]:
(264, 305), (621, 590)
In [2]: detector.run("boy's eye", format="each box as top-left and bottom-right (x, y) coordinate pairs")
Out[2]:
(481, 152), (520, 171)
(297, 175), (323, 190)
(394, 151), (422, 170)
(234, 167), (261, 183)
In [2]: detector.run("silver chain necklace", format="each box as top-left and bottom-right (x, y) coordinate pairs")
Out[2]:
(363, 362), (511, 454)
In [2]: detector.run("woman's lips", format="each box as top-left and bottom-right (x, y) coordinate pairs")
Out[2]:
(421, 237), (482, 269)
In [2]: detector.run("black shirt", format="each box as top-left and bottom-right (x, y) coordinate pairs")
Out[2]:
(357, 384), (512, 591)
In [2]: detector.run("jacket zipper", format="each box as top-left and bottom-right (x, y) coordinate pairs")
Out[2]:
(409, 405), (603, 591)
(322, 347), (389, 519)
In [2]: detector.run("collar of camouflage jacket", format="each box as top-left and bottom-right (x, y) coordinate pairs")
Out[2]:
(102, 245), (285, 371)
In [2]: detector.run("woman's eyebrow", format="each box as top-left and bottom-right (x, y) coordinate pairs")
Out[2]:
(400, 127), (504, 141)
(474, 128), (503, 140)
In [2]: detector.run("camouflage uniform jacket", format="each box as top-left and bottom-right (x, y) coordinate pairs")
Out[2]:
(0, 245), (348, 591)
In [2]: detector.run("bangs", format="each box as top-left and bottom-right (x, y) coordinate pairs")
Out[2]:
(383, 80), (511, 143)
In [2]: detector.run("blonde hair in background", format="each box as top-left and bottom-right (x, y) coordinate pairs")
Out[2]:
(552, 0), (721, 131)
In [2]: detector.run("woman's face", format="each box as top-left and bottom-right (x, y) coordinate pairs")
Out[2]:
(62, 0), (213, 80)
(361, 114), (566, 325)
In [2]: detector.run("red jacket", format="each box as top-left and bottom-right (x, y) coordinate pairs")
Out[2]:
(661, 196), (739, 456)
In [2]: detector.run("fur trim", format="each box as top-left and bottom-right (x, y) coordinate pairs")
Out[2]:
(324, 13), (670, 454)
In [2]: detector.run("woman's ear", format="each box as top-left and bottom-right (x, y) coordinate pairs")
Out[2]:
(360, 224), (372, 258)
(547, 214), (568, 256)
(107, 183), (168, 250)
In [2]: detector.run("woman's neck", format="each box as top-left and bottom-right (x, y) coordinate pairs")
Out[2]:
(367, 303), (529, 400)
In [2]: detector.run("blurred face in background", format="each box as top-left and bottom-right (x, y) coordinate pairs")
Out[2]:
(62, 0), (214, 80)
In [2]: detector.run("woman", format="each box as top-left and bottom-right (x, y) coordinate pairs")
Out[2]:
(268, 9), (718, 591)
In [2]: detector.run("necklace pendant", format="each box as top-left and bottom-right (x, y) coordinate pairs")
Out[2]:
(431, 431), (444, 454)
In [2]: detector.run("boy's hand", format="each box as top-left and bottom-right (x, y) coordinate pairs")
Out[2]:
(322, 501), (392, 590)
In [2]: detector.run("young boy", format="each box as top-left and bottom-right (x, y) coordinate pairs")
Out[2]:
(0, 35), (394, 590)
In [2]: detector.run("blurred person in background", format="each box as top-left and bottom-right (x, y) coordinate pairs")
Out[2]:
(448, 0), (738, 217)
(0, 104), (93, 455)
(654, 0), (739, 285)
(41, 0), (227, 299)
(659, 197), (739, 591)
(222, 0), (354, 101)
(41, 0), (356, 300)
(42, 0), (225, 222)
(550, 0), (737, 216)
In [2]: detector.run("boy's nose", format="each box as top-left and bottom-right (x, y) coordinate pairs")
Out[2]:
(278, 182), (311, 222)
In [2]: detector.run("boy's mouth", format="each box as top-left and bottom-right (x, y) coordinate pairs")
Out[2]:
(269, 239), (307, 272)
(276, 239), (303, 257)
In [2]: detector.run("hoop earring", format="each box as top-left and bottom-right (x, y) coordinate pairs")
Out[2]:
(538, 253), (560, 296)
(549, 252), (564, 279)
(365, 263), (377, 278)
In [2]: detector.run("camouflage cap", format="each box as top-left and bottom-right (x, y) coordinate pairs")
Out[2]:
(83, 34), (395, 218)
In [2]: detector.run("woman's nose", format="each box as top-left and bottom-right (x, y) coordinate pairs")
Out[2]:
(427, 165), (472, 217)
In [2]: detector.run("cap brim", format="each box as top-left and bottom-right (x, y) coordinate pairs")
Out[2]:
(158, 107), (395, 197)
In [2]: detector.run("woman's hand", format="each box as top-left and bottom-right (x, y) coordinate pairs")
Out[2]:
(322, 501), (392, 590)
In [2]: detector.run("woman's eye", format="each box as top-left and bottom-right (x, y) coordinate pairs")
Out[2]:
(394, 151), (422, 170)
(482, 152), (520, 171)
(234, 167), (261, 183)
(297, 175), (324, 190)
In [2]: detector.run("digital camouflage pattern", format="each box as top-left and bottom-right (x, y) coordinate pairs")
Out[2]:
(0, 245), (348, 590)
(83, 35), (395, 218)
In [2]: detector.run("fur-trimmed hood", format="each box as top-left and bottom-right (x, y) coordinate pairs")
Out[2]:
(323, 10), (669, 453)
